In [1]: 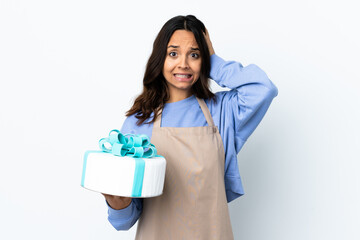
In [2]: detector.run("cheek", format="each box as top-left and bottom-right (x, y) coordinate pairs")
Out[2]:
(163, 60), (175, 74)
(193, 62), (202, 76)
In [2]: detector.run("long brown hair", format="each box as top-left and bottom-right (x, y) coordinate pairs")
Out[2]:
(126, 15), (217, 126)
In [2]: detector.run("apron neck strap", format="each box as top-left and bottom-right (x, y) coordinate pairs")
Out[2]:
(153, 97), (215, 128)
(196, 97), (215, 127)
(153, 109), (162, 128)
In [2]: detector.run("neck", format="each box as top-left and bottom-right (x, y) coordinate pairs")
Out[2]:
(166, 90), (193, 103)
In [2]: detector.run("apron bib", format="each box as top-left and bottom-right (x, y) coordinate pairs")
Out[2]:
(135, 97), (234, 240)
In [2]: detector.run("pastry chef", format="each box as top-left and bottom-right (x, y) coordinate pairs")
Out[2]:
(102, 15), (278, 239)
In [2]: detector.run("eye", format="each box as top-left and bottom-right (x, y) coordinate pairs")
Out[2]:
(169, 52), (177, 57)
(191, 53), (200, 58)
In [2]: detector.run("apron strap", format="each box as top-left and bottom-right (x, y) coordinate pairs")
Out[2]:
(153, 109), (162, 128)
(196, 97), (215, 127)
(153, 97), (215, 128)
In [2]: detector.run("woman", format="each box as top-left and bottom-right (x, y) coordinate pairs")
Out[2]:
(102, 15), (278, 239)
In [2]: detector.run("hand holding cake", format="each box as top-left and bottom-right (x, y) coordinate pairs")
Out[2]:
(102, 193), (132, 210)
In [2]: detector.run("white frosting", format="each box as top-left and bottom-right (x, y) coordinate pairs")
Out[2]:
(82, 152), (166, 197)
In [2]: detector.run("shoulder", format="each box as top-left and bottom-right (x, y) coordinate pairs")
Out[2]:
(121, 113), (154, 138)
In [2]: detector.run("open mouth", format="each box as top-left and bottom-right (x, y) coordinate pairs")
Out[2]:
(173, 74), (193, 81)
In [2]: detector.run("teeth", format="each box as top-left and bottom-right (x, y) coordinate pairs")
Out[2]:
(175, 74), (191, 78)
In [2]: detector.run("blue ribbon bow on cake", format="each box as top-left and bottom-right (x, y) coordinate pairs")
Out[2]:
(99, 129), (158, 158)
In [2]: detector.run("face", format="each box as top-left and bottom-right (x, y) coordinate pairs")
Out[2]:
(162, 30), (201, 100)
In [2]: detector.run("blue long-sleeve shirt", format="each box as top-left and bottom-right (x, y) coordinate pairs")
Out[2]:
(107, 54), (278, 230)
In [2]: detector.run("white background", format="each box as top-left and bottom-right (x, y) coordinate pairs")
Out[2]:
(1, 0), (359, 239)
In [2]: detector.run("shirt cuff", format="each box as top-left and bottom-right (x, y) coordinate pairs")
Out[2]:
(225, 175), (245, 203)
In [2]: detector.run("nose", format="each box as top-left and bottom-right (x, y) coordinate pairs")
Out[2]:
(178, 55), (189, 69)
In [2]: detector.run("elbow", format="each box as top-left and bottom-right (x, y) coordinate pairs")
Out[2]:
(261, 84), (278, 106)
(260, 77), (278, 102)
(249, 64), (278, 99)
(252, 82), (278, 109)
(266, 82), (278, 99)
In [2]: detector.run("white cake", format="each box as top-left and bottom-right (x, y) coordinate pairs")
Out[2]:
(81, 151), (166, 197)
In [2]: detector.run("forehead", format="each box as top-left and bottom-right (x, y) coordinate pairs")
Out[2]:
(168, 30), (198, 47)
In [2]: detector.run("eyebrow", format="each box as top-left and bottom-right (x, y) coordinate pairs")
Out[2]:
(167, 45), (200, 51)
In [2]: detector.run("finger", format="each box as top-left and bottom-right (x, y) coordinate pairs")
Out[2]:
(204, 29), (211, 43)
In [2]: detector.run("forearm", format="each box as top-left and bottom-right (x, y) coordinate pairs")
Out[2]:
(210, 54), (277, 93)
(210, 54), (278, 141)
